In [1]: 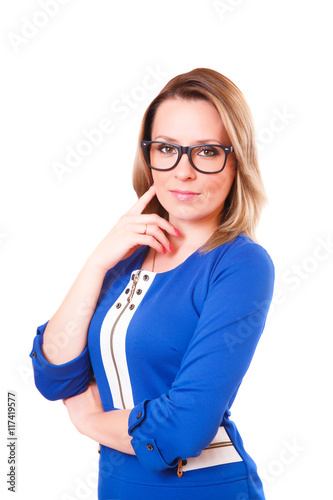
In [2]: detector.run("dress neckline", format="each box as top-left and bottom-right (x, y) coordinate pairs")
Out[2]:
(138, 245), (201, 276)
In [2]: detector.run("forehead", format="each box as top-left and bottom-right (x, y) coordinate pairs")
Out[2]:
(151, 98), (228, 143)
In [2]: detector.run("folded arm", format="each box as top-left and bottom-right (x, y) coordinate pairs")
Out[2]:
(63, 382), (135, 455)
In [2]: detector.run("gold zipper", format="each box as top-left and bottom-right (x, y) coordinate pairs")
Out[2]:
(177, 459), (186, 477)
(177, 441), (233, 478)
(204, 441), (234, 450)
(127, 272), (140, 302)
(110, 271), (141, 409)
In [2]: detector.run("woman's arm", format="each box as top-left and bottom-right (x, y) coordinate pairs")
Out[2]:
(42, 259), (108, 365)
(63, 382), (135, 455)
(42, 184), (178, 366)
(126, 241), (275, 472)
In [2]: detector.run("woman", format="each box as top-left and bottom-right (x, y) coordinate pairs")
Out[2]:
(30, 68), (275, 499)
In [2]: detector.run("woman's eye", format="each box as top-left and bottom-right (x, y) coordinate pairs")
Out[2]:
(158, 144), (177, 154)
(198, 147), (218, 157)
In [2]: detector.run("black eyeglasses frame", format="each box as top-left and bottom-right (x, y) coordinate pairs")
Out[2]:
(141, 141), (234, 175)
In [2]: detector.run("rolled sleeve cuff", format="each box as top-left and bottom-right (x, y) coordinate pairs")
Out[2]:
(128, 400), (178, 472)
(30, 322), (93, 401)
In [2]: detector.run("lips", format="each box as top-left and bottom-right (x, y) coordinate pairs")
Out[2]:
(170, 190), (200, 201)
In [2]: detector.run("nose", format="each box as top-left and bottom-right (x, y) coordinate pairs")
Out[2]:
(173, 151), (196, 180)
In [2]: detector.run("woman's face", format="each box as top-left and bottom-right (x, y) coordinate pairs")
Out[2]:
(150, 98), (236, 230)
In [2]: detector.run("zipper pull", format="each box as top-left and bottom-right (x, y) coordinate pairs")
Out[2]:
(177, 459), (183, 478)
(128, 272), (140, 302)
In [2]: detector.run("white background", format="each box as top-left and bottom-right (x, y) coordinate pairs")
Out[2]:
(1, 1), (332, 499)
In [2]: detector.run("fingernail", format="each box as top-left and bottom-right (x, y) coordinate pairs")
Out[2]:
(163, 247), (166, 254)
(174, 228), (180, 236)
(169, 245), (173, 252)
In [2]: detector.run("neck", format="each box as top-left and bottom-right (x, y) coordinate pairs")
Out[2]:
(167, 215), (217, 253)
(147, 216), (218, 273)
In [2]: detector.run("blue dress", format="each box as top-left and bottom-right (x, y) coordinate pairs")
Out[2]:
(30, 235), (275, 499)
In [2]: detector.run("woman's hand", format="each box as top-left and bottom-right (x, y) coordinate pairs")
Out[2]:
(63, 382), (103, 435)
(63, 382), (134, 454)
(87, 184), (180, 272)
(41, 184), (179, 367)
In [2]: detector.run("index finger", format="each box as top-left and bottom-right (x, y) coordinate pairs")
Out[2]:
(126, 184), (157, 216)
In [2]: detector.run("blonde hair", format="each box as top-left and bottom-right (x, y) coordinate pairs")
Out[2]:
(132, 68), (267, 253)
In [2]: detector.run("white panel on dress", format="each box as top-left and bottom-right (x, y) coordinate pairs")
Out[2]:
(99, 269), (156, 409)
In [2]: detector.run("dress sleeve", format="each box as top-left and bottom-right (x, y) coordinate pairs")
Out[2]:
(128, 241), (275, 472)
(29, 321), (94, 401)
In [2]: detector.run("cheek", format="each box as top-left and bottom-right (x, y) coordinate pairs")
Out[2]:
(151, 170), (165, 186)
(204, 164), (236, 201)
(152, 171), (170, 205)
(203, 179), (229, 199)
(187, 179), (229, 215)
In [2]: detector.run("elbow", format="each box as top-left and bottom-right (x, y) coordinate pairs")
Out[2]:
(130, 436), (202, 473)
(130, 436), (179, 472)
(129, 426), (203, 473)
(33, 377), (64, 401)
(30, 332), (94, 401)
(33, 372), (91, 401)
(128, 399), (209, 473)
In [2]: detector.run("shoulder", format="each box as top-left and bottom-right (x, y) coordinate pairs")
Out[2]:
(223, 234), (274, 267)
(207, 234), (275, 286)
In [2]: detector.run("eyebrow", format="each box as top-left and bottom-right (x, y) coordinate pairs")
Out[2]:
(153, 135), (223, 145)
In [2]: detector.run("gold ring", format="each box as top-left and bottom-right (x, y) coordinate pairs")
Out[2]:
(144, 224), (148, 235)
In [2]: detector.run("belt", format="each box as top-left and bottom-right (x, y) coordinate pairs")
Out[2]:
(177, 426), (243, 477)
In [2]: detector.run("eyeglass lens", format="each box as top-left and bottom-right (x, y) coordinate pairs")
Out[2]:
(148, 142), (226, 173)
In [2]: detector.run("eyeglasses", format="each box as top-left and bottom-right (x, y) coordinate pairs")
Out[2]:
(141, 141), (234, 174)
